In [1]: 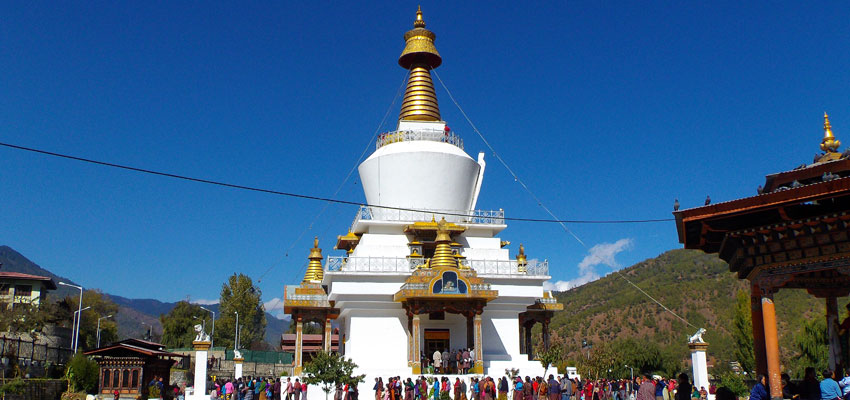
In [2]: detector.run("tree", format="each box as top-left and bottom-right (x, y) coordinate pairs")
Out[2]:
(536, 342), (564, 375)
(160, 301), (208, 348)
(286, 321), (322, 334)
(216, 274), (266, 350)
(302, 350), (365, 400)
(0, 298), (57, 336)
(795, 317), (828, 377)
(732, 290), (755, 374)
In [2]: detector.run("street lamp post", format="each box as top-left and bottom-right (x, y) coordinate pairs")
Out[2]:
(234, 311), (239, 350)
(58, 282), (83, 353)
(199, 306), (215, 348)
(625, 364), (634, 381)
(96, 315), (113, 348)
(72, 306), (91, 351)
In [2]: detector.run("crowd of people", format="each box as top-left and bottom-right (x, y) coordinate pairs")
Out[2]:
(423, 349), (476, 374)
(368, 374), (697, 400)
(752, 367), (850, 400)
(207, 376), (302, 400)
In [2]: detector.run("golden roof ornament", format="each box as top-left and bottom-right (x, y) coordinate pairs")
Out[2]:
(821, 112), (841, 153)
(303, 237), (324, 282)
(517, 244), (528, 273)
(398, 7), (442, 121)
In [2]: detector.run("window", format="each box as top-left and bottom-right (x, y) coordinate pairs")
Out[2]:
(122, 370), (130, 388)
(131, 369), (139, 388)
(14, 285), (31, 297)
(103, 370), (111, 388)
(112, 370), (119, 388)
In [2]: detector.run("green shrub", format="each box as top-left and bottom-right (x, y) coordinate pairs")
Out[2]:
(65, 353), (100, 393)
(0, 378), (27, 395)
(717, 372), (749, 397)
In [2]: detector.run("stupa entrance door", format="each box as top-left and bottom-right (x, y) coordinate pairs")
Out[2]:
(423, 329), (450, 358)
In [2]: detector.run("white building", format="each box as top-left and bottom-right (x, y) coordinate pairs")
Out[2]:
(284, 8), (561, 384)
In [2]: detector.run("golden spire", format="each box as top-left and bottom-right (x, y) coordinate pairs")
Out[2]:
(303, 237), (324, 282)
(429, 218), (458, 269)
(821, 112), (841, 153)
(516, 244), (528, 273)
(398, 7), (442, 121)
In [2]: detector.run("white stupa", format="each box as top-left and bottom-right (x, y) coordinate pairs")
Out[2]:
(284, 8), (562, 390)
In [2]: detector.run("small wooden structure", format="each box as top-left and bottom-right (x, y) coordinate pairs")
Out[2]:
(675, 114), (850, 400)
(85, 338), (183, 399)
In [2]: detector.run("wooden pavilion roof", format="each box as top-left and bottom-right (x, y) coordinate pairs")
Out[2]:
(674, 148), (850, 290)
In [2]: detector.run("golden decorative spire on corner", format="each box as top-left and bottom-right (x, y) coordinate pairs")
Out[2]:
(516, 244), (528, 273)
(303, 237), (324, 282)
(398, 7), (442, 121)
(821, 112), (841, 153)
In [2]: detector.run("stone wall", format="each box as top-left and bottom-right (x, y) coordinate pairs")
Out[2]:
(1, 378), (67, 400)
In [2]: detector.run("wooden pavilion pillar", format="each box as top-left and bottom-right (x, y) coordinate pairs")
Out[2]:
(294, 316), (303, 375)
(761, 291), (782, 400)
(542, 319), (551, 351)
(751, 285), (768, 376)
(518, 318), (525, 354)
(323, 316), (332, 353)
(472, 313), (484, 374)
(411, 314), (421, 374)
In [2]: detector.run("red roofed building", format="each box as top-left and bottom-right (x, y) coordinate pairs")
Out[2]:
(0, 271), (57, 309)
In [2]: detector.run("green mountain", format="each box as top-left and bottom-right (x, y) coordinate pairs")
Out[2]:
(550, 248), (831, 372)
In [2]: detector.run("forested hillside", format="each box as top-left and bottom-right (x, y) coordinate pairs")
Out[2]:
(549, 249), (834, 377)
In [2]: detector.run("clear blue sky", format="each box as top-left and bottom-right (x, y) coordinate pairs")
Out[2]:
(2, 2), (849, 313)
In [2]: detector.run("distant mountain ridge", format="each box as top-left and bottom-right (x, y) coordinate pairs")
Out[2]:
(0, 245), (289, 346)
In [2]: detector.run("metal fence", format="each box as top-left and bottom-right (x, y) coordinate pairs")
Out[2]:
(0, 336), (73, 370)
(224, 349), (293, 364)
(376, 129), (464, 150)
(352, 206), (505, 227)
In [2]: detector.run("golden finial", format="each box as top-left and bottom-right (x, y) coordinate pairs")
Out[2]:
(398, 7), (442, 121)
(303, 237), (324, 282)
(821, 112), (841, 153)
(414, 6), (425, 28)
(517, 244), (528, 273)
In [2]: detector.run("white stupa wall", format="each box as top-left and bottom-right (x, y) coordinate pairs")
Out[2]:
(358, 119), (483, 213)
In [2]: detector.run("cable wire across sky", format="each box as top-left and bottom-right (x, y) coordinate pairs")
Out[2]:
(0, 141), (673, 225)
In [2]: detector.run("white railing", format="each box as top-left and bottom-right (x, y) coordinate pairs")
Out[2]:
(326, 256), (426, 273)
(326, 256), (549, 277)
(466, 259), (549, 276)
(352, 206), (505, 227)
(376, 129), (464, 150)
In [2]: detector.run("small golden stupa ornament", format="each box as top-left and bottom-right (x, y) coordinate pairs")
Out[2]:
(398, 6), (442, 122)
(516, 244), (528, 273)
(429, 218), (457, 269)
(303, 237), (324, 282)
(821, 112), (841, 153)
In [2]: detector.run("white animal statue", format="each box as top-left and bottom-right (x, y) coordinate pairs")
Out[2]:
(194, 324), (210, 342)
(688, 328), (706, 344)
(234, 349), (243, 359)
